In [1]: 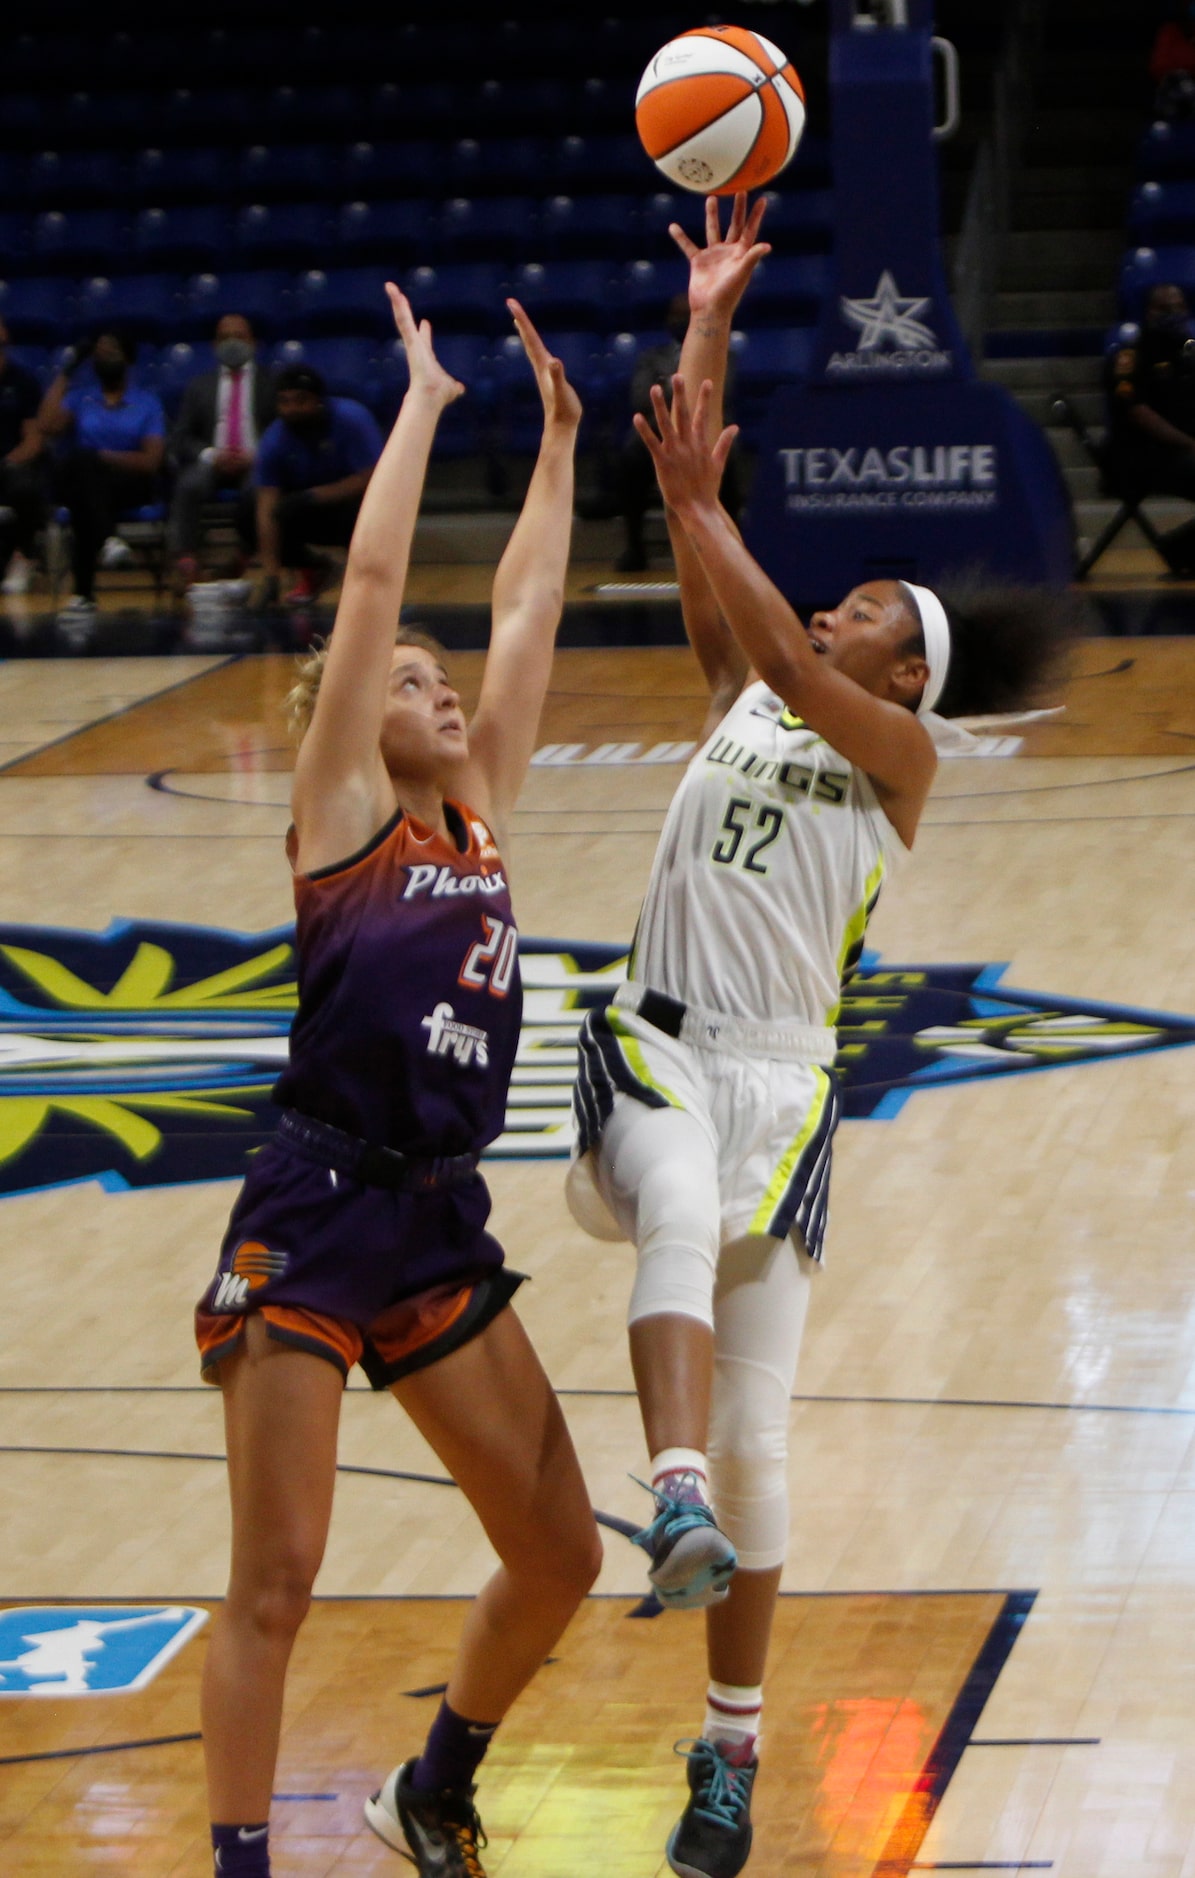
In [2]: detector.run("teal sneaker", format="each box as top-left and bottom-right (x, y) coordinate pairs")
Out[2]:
(632, 1473), (737, 1609)
(666, 1737), (758, 1878)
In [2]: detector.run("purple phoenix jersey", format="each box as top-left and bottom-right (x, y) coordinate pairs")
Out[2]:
(197, 801), (522, 1369)
(276, 798), (521, 1156)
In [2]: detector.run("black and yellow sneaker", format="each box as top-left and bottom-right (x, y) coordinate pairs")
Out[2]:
(666, 1737), (758, 1878)
(365, 1759), (489, 1876)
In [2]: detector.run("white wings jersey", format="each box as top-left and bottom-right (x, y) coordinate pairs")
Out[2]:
(630, 681), (908, 1028)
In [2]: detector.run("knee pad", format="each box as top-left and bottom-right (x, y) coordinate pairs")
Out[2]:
(627, 1206), (721, 1330)
(707, 1353), (792, 1570)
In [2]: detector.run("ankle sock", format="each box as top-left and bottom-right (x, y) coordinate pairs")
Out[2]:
(211, 1821), (270, 1876)
(703, 1680), (762, 1760)
(650, 1447), (709, 1502)
(410, 1698), (499, 1794)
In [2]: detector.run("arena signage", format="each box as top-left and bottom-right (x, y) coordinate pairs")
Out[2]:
(0, 921), (1190, 1197)
(827, 270), (954, 379)
(779, 441), (998, 515)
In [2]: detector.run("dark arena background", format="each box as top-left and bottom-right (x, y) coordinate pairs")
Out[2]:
(1, 4), (1194, 1877)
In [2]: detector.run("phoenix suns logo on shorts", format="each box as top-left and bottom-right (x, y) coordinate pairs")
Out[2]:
(0, 918), (1189, 1196)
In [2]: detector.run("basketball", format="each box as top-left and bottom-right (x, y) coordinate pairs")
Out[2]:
(635, 25), (806, 195)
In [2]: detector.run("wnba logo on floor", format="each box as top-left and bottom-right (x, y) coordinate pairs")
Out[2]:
(779, 442), (998, 514)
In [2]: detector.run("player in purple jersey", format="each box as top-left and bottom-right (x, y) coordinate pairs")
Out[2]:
(195, 286), (601, 1878)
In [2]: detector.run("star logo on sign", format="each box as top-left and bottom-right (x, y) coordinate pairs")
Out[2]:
(840, 270), (937, 350)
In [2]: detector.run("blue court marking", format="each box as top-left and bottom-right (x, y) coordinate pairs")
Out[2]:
(0, 1731), (200, 1767)
(874, 1591), (1037, 1876)
(274, 1792), (337, 1801)
(0, 1444), (456, 1489)
(0, 658), (239, 778)
(968, 1738), (1099, 1747)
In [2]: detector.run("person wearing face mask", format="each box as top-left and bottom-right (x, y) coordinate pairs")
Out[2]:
(253, 363), (383, 608)
(38, 329), (166, 635)
(0, 317), (48, 597)
(167, 314), (279, 592)
(1106, 281), (1195, 573)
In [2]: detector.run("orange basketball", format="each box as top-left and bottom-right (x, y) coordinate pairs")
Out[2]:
(635, 25), (806, 195)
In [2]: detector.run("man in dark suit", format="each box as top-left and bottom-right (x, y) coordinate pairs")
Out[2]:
(167, 313), (279, 587)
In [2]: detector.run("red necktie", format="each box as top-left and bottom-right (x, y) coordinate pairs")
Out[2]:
(226, 371), (244, 453)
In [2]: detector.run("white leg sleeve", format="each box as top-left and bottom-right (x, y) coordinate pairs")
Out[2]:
(707, 1234), (814, 1571)
(594, 1098), (723, 1332)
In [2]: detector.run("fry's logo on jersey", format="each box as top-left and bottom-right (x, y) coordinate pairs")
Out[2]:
(0, 921), (1189, 1196)
(421, 1002), (490, 1069)
(403, 865), (508, 901)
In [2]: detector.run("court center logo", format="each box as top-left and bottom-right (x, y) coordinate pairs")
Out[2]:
(0, 1605), (207, 1696)
(829, 269), (953, 378)
(0, 920), (1190, 1196)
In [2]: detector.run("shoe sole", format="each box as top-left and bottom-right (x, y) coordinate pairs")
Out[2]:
(667, 1818), (753, 1877)
(363, 1791), (409, 1857)
(650, 1527), (738, 1606)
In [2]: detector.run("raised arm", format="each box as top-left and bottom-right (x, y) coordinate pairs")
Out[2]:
(638, 376), (936, 827)
(290, 286), (462, 869)
(459, 300), (581, 842)
(665, 194), (771, 725)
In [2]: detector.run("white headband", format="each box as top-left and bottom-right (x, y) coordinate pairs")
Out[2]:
(900, 581), (951, 716)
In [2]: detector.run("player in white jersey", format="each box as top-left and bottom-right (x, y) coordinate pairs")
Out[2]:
(567, 196), (1076, 1878)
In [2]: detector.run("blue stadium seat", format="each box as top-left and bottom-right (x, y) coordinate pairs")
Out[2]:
(261, 85), (363, 142)
(638, 191), (706, 252)
(756, 189), (835, 252)
(335, 200), (432, 264)
(33, 210), (130, 275)
(279, 336), (381, 402)
(540, 194), (640, 258)
(27, 149), (124, 208)
(154, 341), (216, 414)
(297, 267), (391, 337)
(368, 332), (496, 450)
(235, 203), (329, 267)
(133, 147), (233, 204)
(1136, 119), (1195, 181)
(0, 214), (33, 274)
(237, 145), (331, 203)
(0, 277), (73, 344)
(449, 139), (546, 194)
(556, 134), (651, 192)
(731, 327), (813, 439)
(1128, 180), (1195, 245)
(134, 206), (229, 272)
(402, 263), (509, 333)
(472, 79), (573, 135)
(1118, 244), (1195, 320)
(743, 255), (832, 324)
(439, 197), (537, 260)
(157, 87), (254, 145)
(510, 260), (621, 327)
(77, 274), (185, 342)
(186, 270), (292, 339)
(8, 343), (53, 386)
(341, 142), (437, 199)
(623, 256), (689, 323)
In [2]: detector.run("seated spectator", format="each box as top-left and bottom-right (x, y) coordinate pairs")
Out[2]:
(0, 318), (48, 597)
(254, 363), (383, 606)
(38, 331), (166, 633)
(1151, 3), (1195, 120)
(168, 314), (279, 591)
(614, 293), (739, 572)
(1106, 282), (1195, 570)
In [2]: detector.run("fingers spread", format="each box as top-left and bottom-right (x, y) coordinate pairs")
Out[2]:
(669, 223), (698, 260)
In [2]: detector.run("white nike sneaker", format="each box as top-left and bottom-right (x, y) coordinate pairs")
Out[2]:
(364, 1758), (489, 1875)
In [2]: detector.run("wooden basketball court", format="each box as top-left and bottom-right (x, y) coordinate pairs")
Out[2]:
(0, 628), (1192, 1875)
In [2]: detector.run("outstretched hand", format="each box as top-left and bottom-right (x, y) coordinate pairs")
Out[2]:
(386, 283), (465, 405)
(634, 373), (737, 516)
(507, 298), (582, 430)
(670, 193), (771, 321)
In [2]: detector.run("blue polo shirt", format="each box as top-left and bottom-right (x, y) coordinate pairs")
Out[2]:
(254, 398), (383, 493)
(64, 381), (166, 453)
